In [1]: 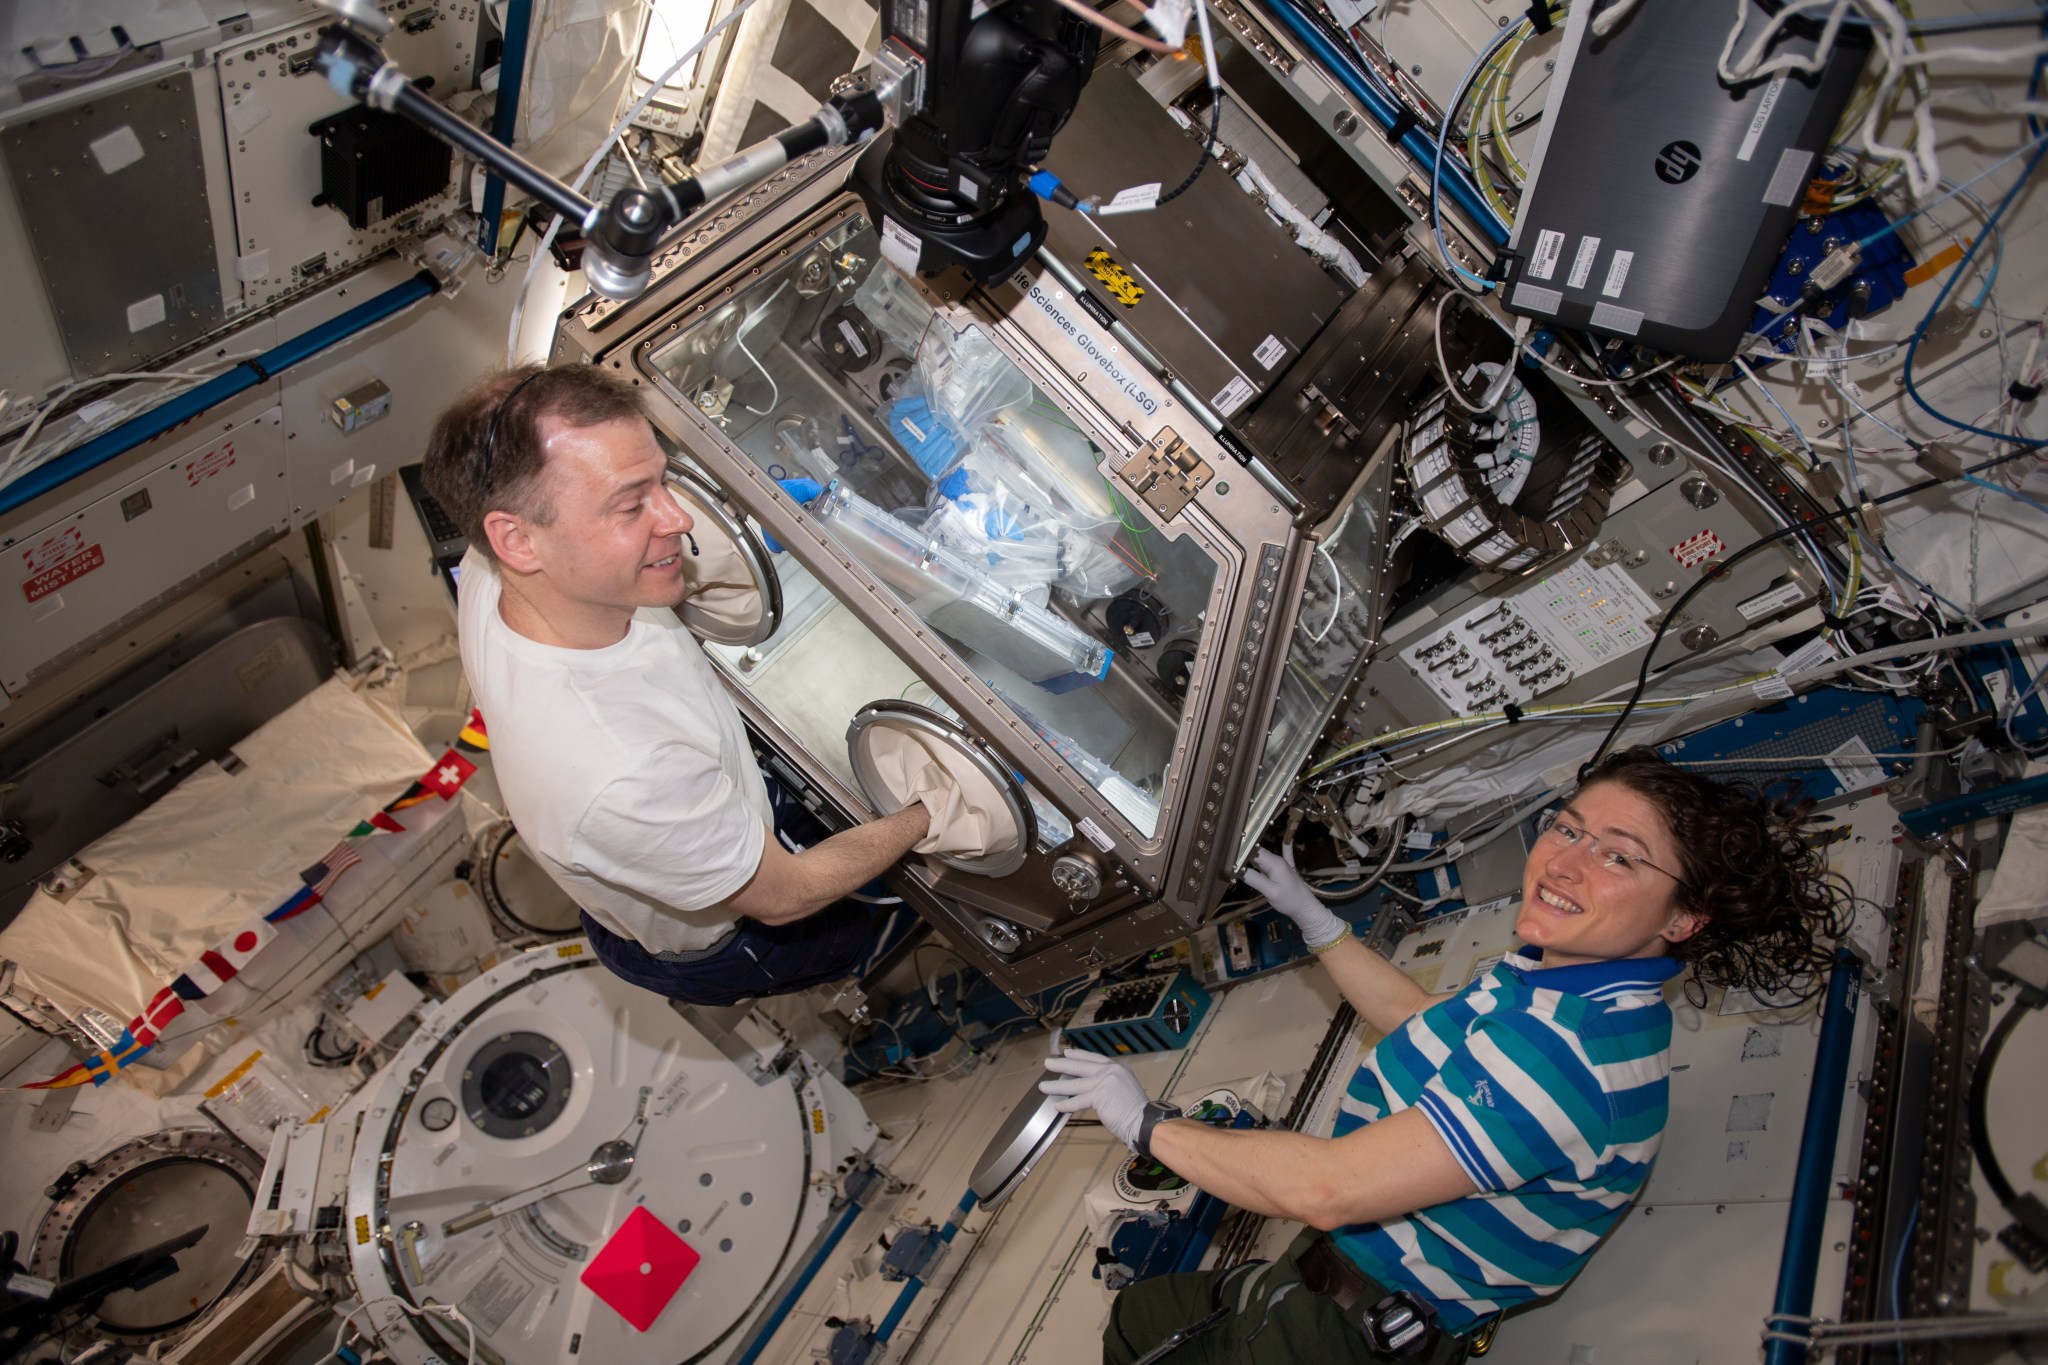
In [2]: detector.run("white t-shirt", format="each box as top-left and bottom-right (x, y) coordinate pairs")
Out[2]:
(455, 549), (771, 954)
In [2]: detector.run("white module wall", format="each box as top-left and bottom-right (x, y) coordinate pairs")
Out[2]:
(215, 3), (482, 313)
(0, 394), (289, 696)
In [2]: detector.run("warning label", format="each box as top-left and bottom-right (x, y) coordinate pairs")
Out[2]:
(460, 1259), (534, 1336)
(185, 441), (237, 486)
(1670, 529), (1725, 569)
(1083, 249), (1145, 308)
(22, 544), (104, 603)
(20, 526), (84, 575)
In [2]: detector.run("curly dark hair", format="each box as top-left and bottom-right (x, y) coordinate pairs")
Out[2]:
(1575, 747), (1848, 1002)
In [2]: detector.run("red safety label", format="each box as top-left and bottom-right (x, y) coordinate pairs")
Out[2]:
(1670, 529), (1725, 569)
(20, 525), (84, 575)
(185, 441), (237, 486)
(22, 543), (104, 602)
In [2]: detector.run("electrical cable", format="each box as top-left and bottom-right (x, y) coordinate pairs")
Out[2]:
(1430, 14), (1526, 288)
(334, 1297), (477, 1363)
(1901, 140), (2048, 445)
(1580, 374), (2048, 767)
(1157, 1), (1224, 207)
(733, 280), (790, 415)
(1431, 292), (1501, 414)
(1965, 471), (2048, 517)
(1308, 543), (1344, 643)
(1741, 129), (2047, 351)
(1518, 339), (1683, 389)
(1718, 0), (2048, 197)
(1044, 0), (1177, 53)
(1, 352), (269, 489)
(1967, 990), (2048, 1241)
(1593, 575), (2045, 768)
(1156, 95), (1221, 207)
(305, 1013), (360, 1068)
(1292, 813), (1408, 903)
(1386, 786), (1562, 874)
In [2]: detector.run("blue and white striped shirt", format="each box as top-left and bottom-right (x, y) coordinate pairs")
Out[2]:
(1329, 949), (1684, 1332)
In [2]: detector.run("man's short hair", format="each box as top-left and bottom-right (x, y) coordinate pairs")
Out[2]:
(421, 364), (651, 562)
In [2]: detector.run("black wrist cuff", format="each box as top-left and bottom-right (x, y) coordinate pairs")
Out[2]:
(1136, 1099), (1182, 1161)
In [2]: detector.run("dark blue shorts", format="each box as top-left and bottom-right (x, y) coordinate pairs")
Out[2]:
(579, 902), (875, 1007)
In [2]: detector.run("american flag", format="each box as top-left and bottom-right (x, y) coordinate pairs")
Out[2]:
(307, 840), (362, 897)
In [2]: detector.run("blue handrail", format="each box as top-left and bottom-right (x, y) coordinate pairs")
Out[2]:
(1248, 0), (1510, 248)
(874, 1189), (979, 1343)
(476, 0), (535, 256)
(730, 1193), (870, 1365)
(1765, 951), (1863, 1365)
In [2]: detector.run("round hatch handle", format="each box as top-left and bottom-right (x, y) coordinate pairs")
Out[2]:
(845, 700), (1035, 879)
(665, 463), (783, 648)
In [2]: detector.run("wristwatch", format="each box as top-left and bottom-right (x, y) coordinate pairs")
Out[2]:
(1136, 1099), (1182, 1160)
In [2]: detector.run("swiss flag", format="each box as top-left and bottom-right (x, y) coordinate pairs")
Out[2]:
(419, 749), (476, 799)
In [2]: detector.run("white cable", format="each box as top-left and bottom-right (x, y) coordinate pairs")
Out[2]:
(1309, 543), (1343, 643)
(734, 279), (790, 415)
(1194, 0), (1221, 93)
(334, 1297), (478, 1362)
(0, 352), (271, 490)
(1433, 293), (1499, 415)
(1717, 0), (2048, 197)
(1394, 786), (1564, 872)
(1237, 161), (1368, 286)
(1590, 0), (1645, 37)
(503, 0), (770, 363)
(1790, 625), (2042, 686)
(1517, 339), (1682, 389)
(1718, 0), (1861, 86)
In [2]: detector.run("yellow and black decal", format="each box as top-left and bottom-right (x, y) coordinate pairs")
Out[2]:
(1084, 249), (1146, 308)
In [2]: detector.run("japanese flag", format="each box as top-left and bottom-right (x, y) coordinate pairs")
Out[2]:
(176, 919), (278, 998)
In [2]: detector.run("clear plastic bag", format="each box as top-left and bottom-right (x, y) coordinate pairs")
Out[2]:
(918, 444), (1139, 602)
(879, 323), (1033, 481)
(920, 469), (1064, 602)
(851, 260), (936, 359)
(879, 321), (1141, 601)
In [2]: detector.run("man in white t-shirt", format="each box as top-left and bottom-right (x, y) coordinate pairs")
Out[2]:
(422, 364), (930, 1005)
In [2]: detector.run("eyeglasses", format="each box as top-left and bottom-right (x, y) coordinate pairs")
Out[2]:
(1535, 809), (1694, 891)
(480, 369), (546, 491)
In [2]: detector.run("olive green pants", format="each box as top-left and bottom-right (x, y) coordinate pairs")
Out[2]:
(1103, 1233), (1470, 1365)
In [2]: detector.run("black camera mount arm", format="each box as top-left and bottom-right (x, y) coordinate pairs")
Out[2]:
(313, 17), (887, 301)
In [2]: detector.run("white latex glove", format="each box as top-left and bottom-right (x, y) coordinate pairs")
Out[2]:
(1038, 1048), (1151, 1149)
(1241, 848), (1350, 949)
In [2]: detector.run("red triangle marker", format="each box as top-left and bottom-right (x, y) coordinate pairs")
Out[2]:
(579, 1206), (700, 1332)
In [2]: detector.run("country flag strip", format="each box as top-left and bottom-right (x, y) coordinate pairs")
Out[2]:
(21, 732), (485, 1089)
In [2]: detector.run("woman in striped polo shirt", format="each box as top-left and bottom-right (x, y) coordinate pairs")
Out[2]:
(1043, 747), (1845, 1364)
